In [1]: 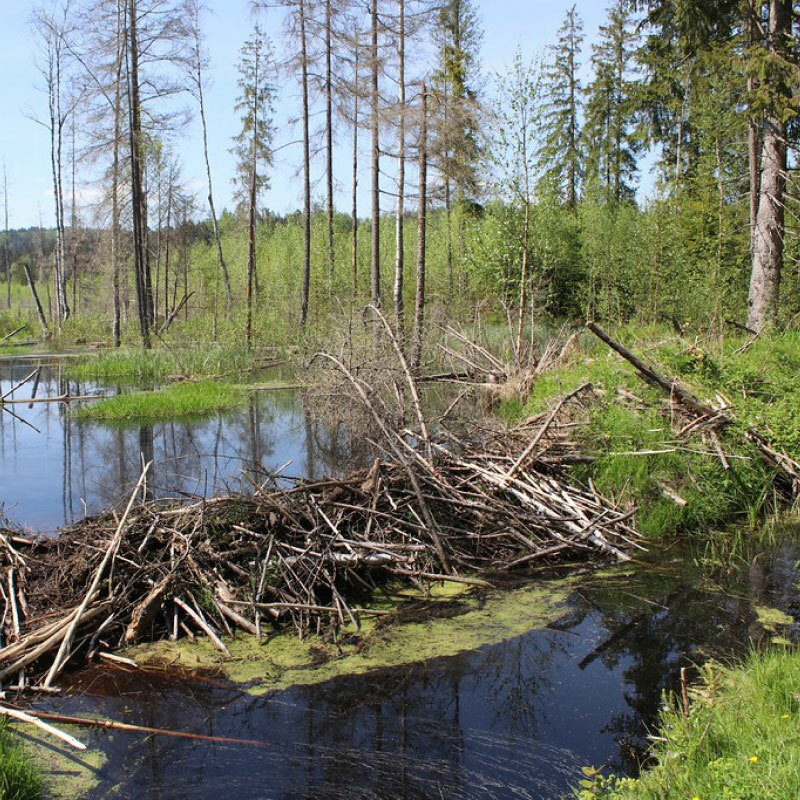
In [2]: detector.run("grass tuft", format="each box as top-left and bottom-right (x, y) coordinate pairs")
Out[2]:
(0, 720), (43, 800)
(72, 380), (246, 421)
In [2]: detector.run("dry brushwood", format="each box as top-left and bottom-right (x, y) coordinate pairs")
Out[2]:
(0, 316), (645, 690)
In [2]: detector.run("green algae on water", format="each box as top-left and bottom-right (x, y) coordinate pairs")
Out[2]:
(129, 578), (577, 695)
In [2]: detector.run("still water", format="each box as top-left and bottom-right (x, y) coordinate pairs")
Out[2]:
(43, 541), (800, 799)
(3, 354), (798, 799)
(0, 356), (365, 531)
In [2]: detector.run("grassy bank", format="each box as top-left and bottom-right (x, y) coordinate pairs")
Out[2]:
(72, 380), (247, 421)
(0, 720), (43, 800)
(577, 649), (800, 799)
(502, 327), (800, 540)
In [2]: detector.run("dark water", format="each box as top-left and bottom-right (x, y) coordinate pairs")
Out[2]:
(38, 542), (800, 800)
(0, 356), (365, 531)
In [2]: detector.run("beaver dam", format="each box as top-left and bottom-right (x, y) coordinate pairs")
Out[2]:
(0, 380), (642, 691)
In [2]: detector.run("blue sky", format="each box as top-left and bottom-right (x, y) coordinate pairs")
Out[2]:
(0, 1), (612, 229)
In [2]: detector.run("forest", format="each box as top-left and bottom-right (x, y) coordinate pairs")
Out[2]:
(0, 2), (799, 799)
(0, 0), (796, 348)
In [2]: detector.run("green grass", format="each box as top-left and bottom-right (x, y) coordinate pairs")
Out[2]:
(502, 327), (799, 540)
(0, 720), (43, 800)
(577, 650), (800, 799)
(67, 345), (266, 383)
(72, 380), (248, 421)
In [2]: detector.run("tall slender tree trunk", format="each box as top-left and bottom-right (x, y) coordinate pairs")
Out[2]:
(747, 0), (790, 330)
(351, 33), (360, 296)
(127, 0), (151, 348)
(412, 83), (427, 371)
(393, 0), (406, 331)
(747, 0), (760, 255)
(325, 0), (335, 287)
(246, 50), (260, 352)
(198, 60), (231, 310)
(3, 165), (9, 310)
(299, 0), (312, 326)
(370, 0), (381, 306)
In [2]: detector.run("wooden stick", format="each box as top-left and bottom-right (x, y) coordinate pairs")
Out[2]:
(173, 597), (230, 657)
(4, 706), (277, 749)
(0, 326), (27, 345)
(42, 463), (151, 688)
(0, 705), (86, 750)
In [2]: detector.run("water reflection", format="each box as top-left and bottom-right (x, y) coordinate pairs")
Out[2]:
(0, 357), (368, 530)
(47, 546), (799, 800)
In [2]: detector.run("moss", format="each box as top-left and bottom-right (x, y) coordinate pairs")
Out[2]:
(129, 577), (576, 695)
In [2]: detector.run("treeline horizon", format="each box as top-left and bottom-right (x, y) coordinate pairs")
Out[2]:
(1, 0), (798, 351)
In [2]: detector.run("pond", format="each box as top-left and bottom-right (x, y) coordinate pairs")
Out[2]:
(2, 353), (798, 799)
(0, 355), (366, 530)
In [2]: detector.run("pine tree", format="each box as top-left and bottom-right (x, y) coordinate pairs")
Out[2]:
(539, 5), (584, 207)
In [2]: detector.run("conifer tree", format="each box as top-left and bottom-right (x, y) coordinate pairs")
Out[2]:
(583, 0), (640, 204)
(539, 5), (584, 207)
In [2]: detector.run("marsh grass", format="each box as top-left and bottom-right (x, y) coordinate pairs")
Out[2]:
(67, 344), (269, 383)
(0, 720), (43, 800)
(580, 650), (800, 799)
(72, 380), (247, 421)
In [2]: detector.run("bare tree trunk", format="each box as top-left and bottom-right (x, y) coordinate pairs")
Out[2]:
(246, 96), (259, 351)
(747, 0), (789, 330)
(370, 0), (381, 306)
(412, 83), (427, 372)
(747, 0), (760, 256)
(516, 184), (531, 365)
(351, 34), (360, 296)
(393, 0), (406, 331)
(23, 262), (50, 338)
(299, 0), (312, 327)
(3, 164), (9, 310)
(127, 0), (151, 348)
(325, 0), (335, 287)
(200, 82), (230, 309)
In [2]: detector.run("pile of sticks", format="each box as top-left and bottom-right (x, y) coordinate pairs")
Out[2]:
(0, 395), (642, 690)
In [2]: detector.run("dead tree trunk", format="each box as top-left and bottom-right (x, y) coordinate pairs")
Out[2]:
(370, 0), (381, 306)
(412, 83), (428, 371)
(127, 0), (152, 348)
(393, 0), (406, 333)
(351, 32), (360, 296)
(299, 0), (312, 327)
(325, 0), (335, 288)
(23, 263), (50, 338)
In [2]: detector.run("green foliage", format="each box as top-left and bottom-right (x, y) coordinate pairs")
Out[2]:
(593, 651), (800, 799)
(0, 721), (43, 800)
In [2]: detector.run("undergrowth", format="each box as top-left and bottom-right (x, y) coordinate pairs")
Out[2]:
(502, 327), (800, 540)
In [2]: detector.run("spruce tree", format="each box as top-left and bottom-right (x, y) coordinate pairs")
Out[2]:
(539, 5), (584, 207)
(583, 0), (640, 204)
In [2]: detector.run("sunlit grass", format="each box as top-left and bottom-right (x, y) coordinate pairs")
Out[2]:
(72, 380), (246, 421)
(0, 720), (43, 800)
(581, 650), (800, 799)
